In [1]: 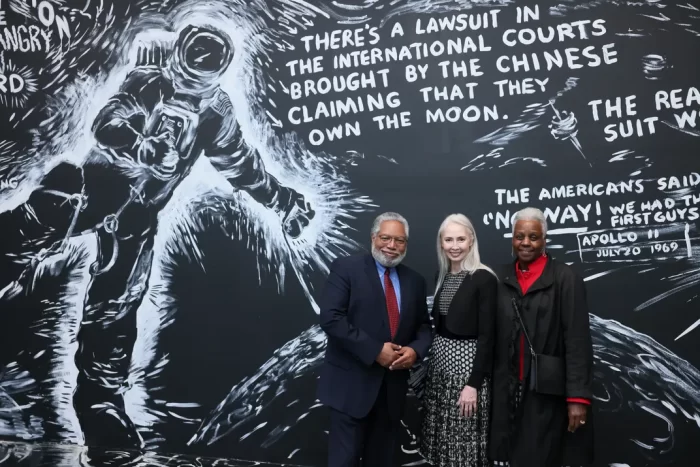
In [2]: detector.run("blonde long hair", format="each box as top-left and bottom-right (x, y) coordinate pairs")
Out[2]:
(434, 213), (496, 295)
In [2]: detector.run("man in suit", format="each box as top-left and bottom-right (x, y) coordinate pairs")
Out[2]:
(318, 211), (433, 466)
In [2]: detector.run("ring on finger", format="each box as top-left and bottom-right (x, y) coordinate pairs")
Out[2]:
(580, 420), (586, 425)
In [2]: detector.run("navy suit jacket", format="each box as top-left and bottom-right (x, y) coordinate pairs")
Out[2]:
(317, 253), (433, 420)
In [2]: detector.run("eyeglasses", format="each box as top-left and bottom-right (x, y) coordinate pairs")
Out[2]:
(376, 235), (407, 246)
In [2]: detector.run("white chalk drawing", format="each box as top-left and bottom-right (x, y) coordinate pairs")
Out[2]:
(460, 146), (548, 171)
(548, 101), (590, 167)
(0, 440), (301, 467)
(471, 78), (582, 168)
(641, 54), (669, 80)
(0, 0), (370, 451)
(609, 149), (653, 177)
(0, 0), (698, 466)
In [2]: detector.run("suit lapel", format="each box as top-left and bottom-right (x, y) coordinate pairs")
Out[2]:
(396, 265), (410, 336)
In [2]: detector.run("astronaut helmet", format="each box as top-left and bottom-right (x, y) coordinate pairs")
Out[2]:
(170, 25), (234, 96)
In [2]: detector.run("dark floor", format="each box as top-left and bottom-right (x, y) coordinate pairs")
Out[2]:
(0, 441), (309, 467)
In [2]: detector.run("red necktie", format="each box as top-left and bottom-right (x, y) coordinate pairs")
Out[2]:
(384, 268), (400, 338)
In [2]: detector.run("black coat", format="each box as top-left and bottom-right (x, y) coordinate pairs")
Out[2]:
(489, 256), (595, 467)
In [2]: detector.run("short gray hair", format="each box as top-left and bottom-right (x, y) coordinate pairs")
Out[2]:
(371, 212), (409, 238)
(512, 207), (548, 236)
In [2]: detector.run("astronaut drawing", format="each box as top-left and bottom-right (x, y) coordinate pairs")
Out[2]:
(0, 25), (315, 447)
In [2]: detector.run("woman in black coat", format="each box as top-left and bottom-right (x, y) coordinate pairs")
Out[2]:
(489, 207), (595, 467)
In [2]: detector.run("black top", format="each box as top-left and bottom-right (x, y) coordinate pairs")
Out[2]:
(431, 268), (498, 388)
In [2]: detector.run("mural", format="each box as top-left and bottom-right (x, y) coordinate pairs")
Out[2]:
(0, 0), (698, 466)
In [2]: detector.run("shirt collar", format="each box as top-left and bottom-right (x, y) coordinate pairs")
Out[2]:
(375, 260), (392, 275)
(516, 253), (547, 277)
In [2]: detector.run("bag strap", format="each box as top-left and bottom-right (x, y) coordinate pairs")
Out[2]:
(511, 297), (535, 356)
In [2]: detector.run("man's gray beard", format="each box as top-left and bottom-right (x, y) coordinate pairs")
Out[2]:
(371, 244), (406, 268)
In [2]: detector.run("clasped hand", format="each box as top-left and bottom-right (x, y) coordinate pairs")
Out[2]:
(375, 342), (416, 370)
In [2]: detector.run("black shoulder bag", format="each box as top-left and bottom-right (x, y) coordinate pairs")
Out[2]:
(511, 298), (566, 396)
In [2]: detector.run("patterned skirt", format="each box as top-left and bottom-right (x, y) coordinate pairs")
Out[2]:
(419, 335), (491, 467)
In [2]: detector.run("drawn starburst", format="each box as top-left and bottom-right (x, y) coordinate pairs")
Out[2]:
(0, 56), (39, 109)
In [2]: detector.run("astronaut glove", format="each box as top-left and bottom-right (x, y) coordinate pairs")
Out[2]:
(137, 133), (178, 179)
(279, 189), (315, 239)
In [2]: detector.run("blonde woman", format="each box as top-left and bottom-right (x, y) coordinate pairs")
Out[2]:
(419, 214), (497, 467)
